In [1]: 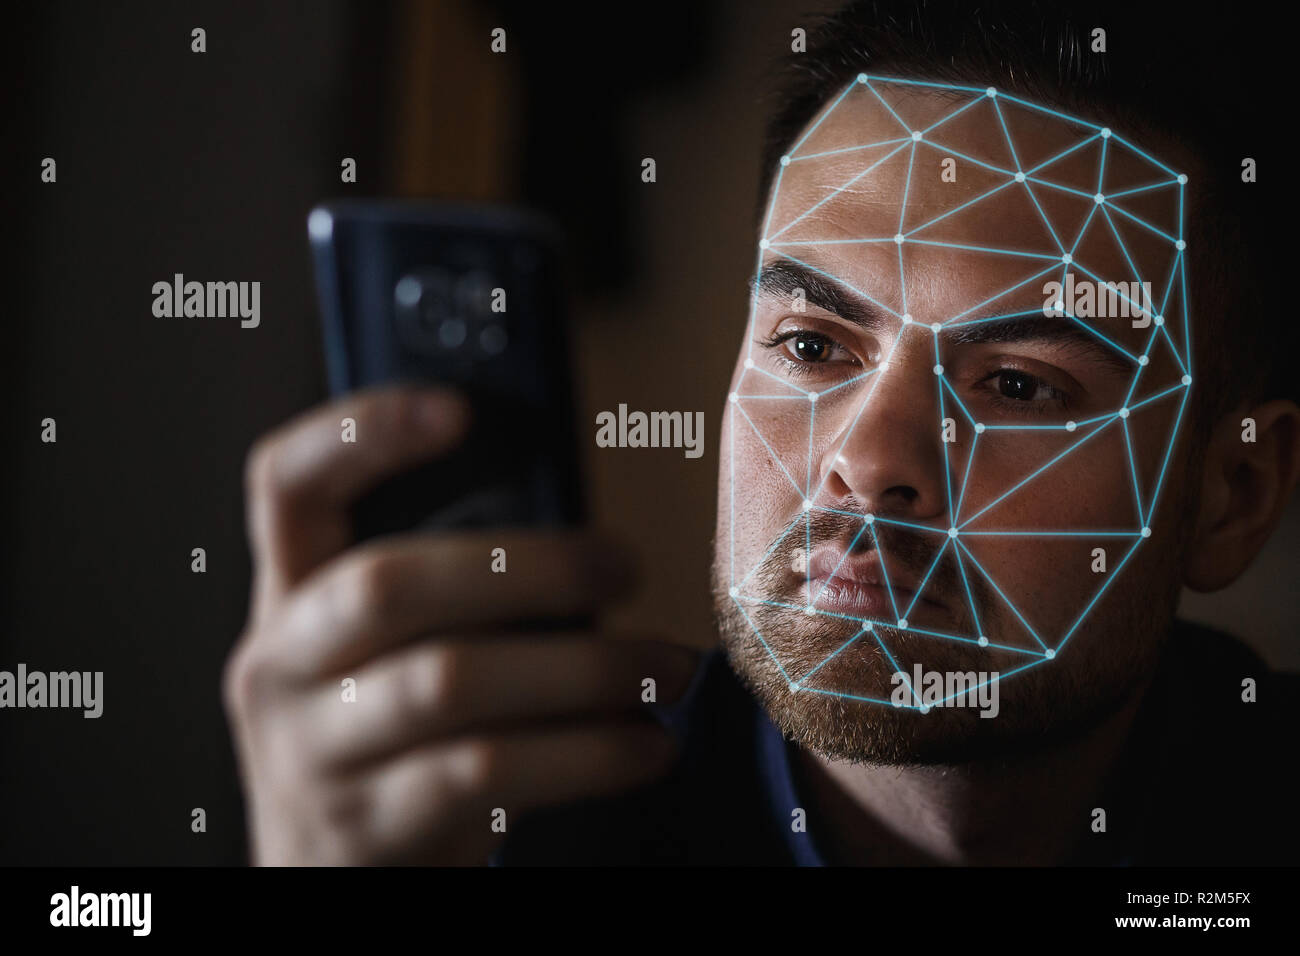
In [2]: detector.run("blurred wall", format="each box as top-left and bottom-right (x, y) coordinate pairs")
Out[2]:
(8, 0), (355, 865)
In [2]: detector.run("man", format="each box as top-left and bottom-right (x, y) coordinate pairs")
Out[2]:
(223, 0), (1299, 865)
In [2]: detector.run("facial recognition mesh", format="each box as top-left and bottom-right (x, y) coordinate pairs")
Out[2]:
(728, 75), (1192, 709)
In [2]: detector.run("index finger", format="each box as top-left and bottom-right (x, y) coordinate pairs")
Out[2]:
(244, 385), (470, 620)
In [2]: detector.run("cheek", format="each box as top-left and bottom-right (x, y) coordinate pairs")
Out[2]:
(959, 430), (1137, 527)
(957, 429), (1147, 634)
(742, 399), (816, 484)
(723, 402), (811, 562)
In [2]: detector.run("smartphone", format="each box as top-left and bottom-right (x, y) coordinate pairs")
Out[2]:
(308, 199), (585, 540)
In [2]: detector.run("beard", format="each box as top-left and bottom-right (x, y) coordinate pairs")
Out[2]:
(711, 505), (1179, 765)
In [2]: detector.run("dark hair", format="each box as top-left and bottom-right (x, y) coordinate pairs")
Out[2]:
(757, 0), (1290, 421)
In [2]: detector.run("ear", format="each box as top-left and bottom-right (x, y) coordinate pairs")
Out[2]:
(1184, 399), (1300, 591)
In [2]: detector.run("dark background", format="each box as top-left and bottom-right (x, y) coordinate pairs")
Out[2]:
(5, 0), (1296, 864)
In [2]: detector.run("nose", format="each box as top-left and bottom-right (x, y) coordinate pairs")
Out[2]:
(814, 347), (950, 521)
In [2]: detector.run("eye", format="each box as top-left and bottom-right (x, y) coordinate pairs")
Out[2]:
(787, 332), (831, 362)
(974, 367), (1069, 415)
(994, 369), (1052, 401)
(759, 329), (855, 368)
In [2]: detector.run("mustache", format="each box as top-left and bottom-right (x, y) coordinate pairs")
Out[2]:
(750, 504), (990, 632)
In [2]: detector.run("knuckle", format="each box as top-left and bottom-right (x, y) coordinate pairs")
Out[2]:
(222, 645), (269, 718)
(337, 552), (405, 621)
(243, 435), (281, 503)
(446, 740), (499, 794)
(392, 646), (459, 726)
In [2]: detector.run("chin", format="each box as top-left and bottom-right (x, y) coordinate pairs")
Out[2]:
(713, 599), (1142, 766)
(719, 635), (1001, 765)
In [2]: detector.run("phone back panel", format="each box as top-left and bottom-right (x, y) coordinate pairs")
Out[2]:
(309, 200), (584, 537)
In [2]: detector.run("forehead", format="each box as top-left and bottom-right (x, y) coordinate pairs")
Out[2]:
(763, 80), (1188, 329)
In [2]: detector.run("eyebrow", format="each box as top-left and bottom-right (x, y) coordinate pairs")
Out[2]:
(755, 259), (890, 333)
(753, 259), (1133, 375)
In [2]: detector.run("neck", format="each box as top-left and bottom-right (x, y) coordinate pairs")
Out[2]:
(794, 684), (1149, 866)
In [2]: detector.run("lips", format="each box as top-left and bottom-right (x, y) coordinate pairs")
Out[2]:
(802, 544), (948, 623)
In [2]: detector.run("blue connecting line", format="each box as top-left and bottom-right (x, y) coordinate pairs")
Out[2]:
(936, 332), (955, 518)
(791, 137), (912, 162)
(797, 625), (870, 686)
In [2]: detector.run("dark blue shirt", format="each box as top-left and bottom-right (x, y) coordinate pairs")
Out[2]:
(754, 699), (827, 865)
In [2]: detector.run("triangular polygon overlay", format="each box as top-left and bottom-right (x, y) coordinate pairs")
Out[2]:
(731, 76), (1192, 709)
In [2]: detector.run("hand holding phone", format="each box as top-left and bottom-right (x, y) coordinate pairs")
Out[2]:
(221, 202), (699, 865)
(225, 385), (694, 864)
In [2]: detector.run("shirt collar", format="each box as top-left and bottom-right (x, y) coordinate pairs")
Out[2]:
(754, 703), (829, 866)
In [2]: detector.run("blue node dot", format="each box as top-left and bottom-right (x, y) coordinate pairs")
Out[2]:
(947, 527), (958, 538)
(974, 422), (986, 434)
(1061, 253), (1072, 264)
(1066, 420), (1077, 431)
(894, 233), (904, 244)
(931, 322), (942, 333)
(865, 621), (874, 631)
(1100, 127), (1111, 139)
(1176, 239), (1186, 250)
(808, 391), (818, 403)
(1014, 171), (1026, 183)
(804, 605), (816, 615)
(1138, 355), (1149, 366)
(1182, 374), (1192, 385)
(911, 130), (922, 141)
(897, 618), (908, 629)
(1154, 315), (1164, 326)
(1178, 173), (1188, 184)
(864, 513), (875, 524)
(986, 86), (997, 97)
(729, 587), (738, 597)
(919, 705), (931, 714)
(1141, 526), (1152, 538)
(978, 636), (989, 647)
(902, 313), (912, 324)
(759, 238), (770, 249)
(729, 392), (738, 403)
(1119, 407), (1129, 419)
(780, 155), (790, 166)
(802, 498), (812, 511)
(788, 682), (800, 692)
(1044, 648), (1056, 660)
(1094, 193), (1105, 205)
(933, 364), (944, 375)
(857, 73), (868, 83)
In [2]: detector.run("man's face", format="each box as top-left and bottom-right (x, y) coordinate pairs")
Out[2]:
(713, 81), (1197, 762)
